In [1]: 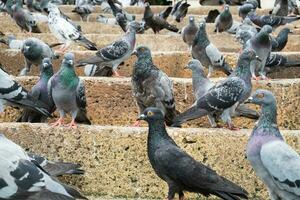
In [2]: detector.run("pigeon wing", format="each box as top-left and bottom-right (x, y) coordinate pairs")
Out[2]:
(205, 43), (225, 67)
(75, 79), (87, 111)
(96, 40), (129, 61)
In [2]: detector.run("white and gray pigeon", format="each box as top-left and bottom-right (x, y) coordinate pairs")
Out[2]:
(72, 0), (94, 22)
(235, 17), (257, 49)
(131, 46), (179, 127)
(75, 21), (140, 77)
(245, 89), (300, 200)
(192, 21), (233, 77)
(214, 4), (233, 33)
(271, 0), (288, 16)
(47, 3), (97, 51)
(0, 133), (87, 200)
(48, 52), (91, 128)
(0, 63), (51, 118)
(245, 25), (272, 80)
(181, 16), (198, 51)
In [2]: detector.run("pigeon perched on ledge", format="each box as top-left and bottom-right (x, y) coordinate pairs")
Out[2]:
(181, 16), (198, 51)
(138, 107), (249, 200)
(215, 4), (233, 33)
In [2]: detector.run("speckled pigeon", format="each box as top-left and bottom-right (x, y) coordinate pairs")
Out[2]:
(0, 63), (51, 118)
(0, 133), (87, 200)
(271, 27), (291, 52)
(192, 21), (233, 77)
(181, 16), (198, 51)
(48, 53), (91, 128)
(47, 3), (97, 51)
(75, 21), (140, 77)
(215, 4), (233, 33)
(170, 0), (190, 23)
(271, 0), (288, 16)
(131, 46), (178, 127)
(246, 89), (300, 200)
(17, 58), (55, 123)
(138, 107), (249, 200)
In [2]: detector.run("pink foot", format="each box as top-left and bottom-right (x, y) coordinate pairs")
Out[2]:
(112, 70), (123, 77)
(132, 120), (141, 127)
(226, 124), (240, 131)
(51, 118), (64, 127)
(67, 119), (77, 129)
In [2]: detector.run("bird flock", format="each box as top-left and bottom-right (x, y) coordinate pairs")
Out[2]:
(0, 0), (300, 199)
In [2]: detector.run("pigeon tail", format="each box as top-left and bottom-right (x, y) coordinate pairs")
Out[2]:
(214, 190), (248, 200)
(235, 104), (259, 119)
(77, 36), (97, 51)
(16, 110), (46, 123)
(282, 16), (300, 24)
(165, 24), (179, 33)
(75, 110), (91, 125)
(172, 106), (209, 127)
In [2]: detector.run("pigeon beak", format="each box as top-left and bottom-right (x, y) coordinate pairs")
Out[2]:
(131, 50), (137, 56)
(184, 64), (189, 69)
(137, 114), (146, 120)
(289, 29), (293, 33)
(244, 97), (253, 104)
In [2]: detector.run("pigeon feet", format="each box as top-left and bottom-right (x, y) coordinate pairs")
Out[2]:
(51, 118), (64, 127)
(132, 120), (141, 127)
(67, 119), (77, 129)
(226, 123), (240, 131)
(112, 70), (122, 77)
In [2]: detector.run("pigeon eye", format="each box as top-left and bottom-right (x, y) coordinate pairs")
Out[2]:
(147, 111), (154, 116)
(256, 93), (264, 99)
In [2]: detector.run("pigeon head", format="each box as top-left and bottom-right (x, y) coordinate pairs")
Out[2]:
(189, 16), (195, 23)
(246, 89), (276, 107)
(185, 59), (205, 72)
(41, 58), (54, 77)
(62, 53), (75, 66)
(137, 107), (164, 122)
(47, 3), (60, 15)
(128, 21), (142, 32)
(261, 25), (272, 34)
(193, 21), (209, 46)
(234, 48), (259, 79)
(22, 38), (42, 59)
(224, 4), (230, 12)
(132, 46), (152, 59)
(280, 27), (292, 35)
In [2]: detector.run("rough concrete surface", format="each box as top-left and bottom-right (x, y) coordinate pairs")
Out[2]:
(0, 77), (299, 130)
(0, 123), (299, 199)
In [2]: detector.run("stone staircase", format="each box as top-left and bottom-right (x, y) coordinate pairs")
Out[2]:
(0, 5), (300, 199)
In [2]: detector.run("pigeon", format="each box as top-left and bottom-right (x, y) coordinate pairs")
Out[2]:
(226, 20), (242, 34)
(138, 107), (249, 200)
(172, 49), (259, 129)
(266, 52), (300, 68)
(288, 0), (299, 15)
(0, 34), (24, 50)
(17, 58), (55, 123)
(199, 0), (229, 6)
(0, 63), (51, 118)
(245, 25), (272, 79)
(238, 3), (255, 20)
(243, 0), (260, 8)
(158, 6), (173, 20)
(48, 53), (91, 128)
(247, 11), (300, 28)
(20, 37), (60, 76)
(47, 3), (97, 51)
(170, 0), (190, 23)
(192, 21), (233, 77)
(205, 9), (220, 23)
(235, 18), (258, 48)
(115, 13), (145, 33)
(245, 89), (300, 200)
(143, 2), (179, 34)
(271, 0), (288, 16)
(75, 21), (140, 77)
(107, 0), (135, 21)
(181, 16), (198, 51)
(271, 27), (291, 52)
(28, 153), (84, 177)
(0, 133), (87, 200)
(72, 0), (94, 22)
(131, 46), (178, 127)
(11, 4), (42, 33)
(215, 4), (233, 33)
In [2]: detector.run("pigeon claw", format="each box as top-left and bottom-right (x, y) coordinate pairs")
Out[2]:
(226, 123), (240, 131)
(68, 119), (78, 129)
(132, 120), (141, 127)
(51, 118), (64, 127)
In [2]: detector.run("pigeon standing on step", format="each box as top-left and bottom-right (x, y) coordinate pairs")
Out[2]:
(0, 133), (87, 200)
(215, 4), (233, 33)
(131, 46), (178, 127)
(48, 53), (91, 128)
(192, 22), (233, 77)
(143, 2), (179, 34)
(271, 27), (291, 52)
(245, 25), (272, 79)
(17, 58), (55, 123)
(181, 16), (198, 51)
(72, 0), (94, 22)
(75, 21), (140, 77)
(271, 0), (288, 16)
(138, 107), (249, 200)
(47, 3), (97, 51)
(20, 37), (60, 76)
(170, 0), (190, 23)
(0, 64), (51, 117)
(245, 89), (300, 200)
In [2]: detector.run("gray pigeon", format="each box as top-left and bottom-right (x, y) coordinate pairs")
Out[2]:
(0, 133), (87, 200)
(138, 107), (249, 200)
(271, 27), (291, 52)
(245, 25), (272, 80)
(17, 58), (55, 123)
(235, 17), (257, 49)
(20, 37), (59, 76)
(271, 0), (288, 16)
(215, 4), (233, 33)
(245, 89), (300, 200)
(192, 21), (233, 77)
(0, 63), (51, 118)
(48, 53), (91, 128)
(47, 3), (97, 51)
(72, 0), (94, 22)
(131, 46), (178, 127)
(181, 16), (198, 51)
(170, 0), (190, 23)
(238, 3), (255, 20)
(75, 21), (140, 77)
(172, 49), (259, 129)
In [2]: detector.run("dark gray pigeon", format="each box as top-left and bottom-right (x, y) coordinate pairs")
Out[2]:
(48, 53), (91, 128)
(138, 107), (249, 200)
(17, 58), (55, 123)
(20, 37), (59, 76)
(131, 46), (178, 127)
(271, 0), (288, 16)
(170, 0), (190, 23)
(192, 21), (233, 77)
(181, 16), (198, 51)
(72, 0), (94, 22)
(0, 133), (87, 200)
(245, 89), (300, 200)
(173, 49), (259, 129)
(245, 25), (272, 79)
(271, 27), (291, 52)
(0, 63), (51, 118)
(215, 4), (233, 33)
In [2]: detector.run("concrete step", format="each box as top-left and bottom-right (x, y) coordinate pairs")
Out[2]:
(1, 49), (300, 79)
(1, 123), (299, 199)
(1, 77), (299, 129)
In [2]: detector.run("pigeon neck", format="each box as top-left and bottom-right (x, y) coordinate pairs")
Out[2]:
(254, 31), (270, 45)
(194, 29), (209, 47)
(40, 71), (53, 81)
(148, 120), (171, 144)
(233, 58), (252, 82)
(191, 68), (206, 91)
(255, 103), (278, 132)
(59, 65), (77, 86)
